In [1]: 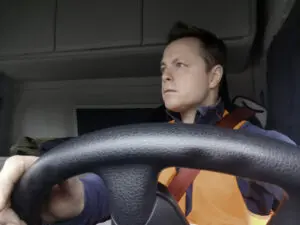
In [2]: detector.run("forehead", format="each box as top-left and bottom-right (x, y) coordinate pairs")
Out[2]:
(163, 37), (202, 60)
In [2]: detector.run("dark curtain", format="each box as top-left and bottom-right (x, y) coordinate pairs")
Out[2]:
(267, 1), (300, 144)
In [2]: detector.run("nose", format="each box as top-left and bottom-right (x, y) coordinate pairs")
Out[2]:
(162, 68), (173, 82)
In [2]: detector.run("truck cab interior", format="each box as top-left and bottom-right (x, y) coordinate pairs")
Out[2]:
(1, 0), (300, 224)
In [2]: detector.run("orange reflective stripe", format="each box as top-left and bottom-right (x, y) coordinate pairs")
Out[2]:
(223, 110), (229, 117)
(158, 167), (177, 186)
(234, 120), (247, 130)
(248, 211), (272, 225)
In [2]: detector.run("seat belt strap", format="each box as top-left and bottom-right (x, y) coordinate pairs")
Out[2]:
(168, 107), (255, 202)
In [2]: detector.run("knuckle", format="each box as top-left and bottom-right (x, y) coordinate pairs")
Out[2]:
(6, 155), (24, 164)
(2, 155), (26, 172)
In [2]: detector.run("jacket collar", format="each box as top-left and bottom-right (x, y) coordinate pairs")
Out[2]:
(166, 99), (225, 125)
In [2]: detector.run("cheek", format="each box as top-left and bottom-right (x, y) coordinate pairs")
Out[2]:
(182, 73), (209, 97)
(179, 79), (208, 108)
(185, 83), (207, 104)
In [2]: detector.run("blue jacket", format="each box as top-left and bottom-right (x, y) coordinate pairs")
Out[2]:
(54, 102), (296, 224)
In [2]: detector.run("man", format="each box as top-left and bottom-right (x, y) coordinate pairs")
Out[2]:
(0, 22), (295, 225)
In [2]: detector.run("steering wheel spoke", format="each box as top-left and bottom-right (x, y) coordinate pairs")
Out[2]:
(96, 165), (159, 225)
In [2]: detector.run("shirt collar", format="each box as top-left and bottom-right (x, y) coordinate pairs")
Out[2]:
(166, 99), (225, 125)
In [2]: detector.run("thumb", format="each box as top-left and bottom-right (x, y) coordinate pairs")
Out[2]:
(0, 156), (38, 210)
(58, 176), (81, 192)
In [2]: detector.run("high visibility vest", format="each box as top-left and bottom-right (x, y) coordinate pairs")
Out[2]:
(158, 115), (273, 225)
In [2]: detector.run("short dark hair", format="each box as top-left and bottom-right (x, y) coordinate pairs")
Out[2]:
(167, 21), (232, 110)
(167, 21), (227, 71)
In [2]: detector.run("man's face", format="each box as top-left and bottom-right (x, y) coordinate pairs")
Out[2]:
(161, 37), (212, 112)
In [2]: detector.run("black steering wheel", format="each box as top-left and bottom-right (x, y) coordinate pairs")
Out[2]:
(11, 123), (300, 225)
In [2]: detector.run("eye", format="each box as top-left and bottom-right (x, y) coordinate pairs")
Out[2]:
(160, 65), (166, 73)
(175, 62), (186, 68)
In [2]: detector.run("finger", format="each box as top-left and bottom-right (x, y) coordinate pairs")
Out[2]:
(58, 176), (82, 193)
(0, 208), (23, 224)
(20, 221), (27, 225)
(0, 156), (38, 209)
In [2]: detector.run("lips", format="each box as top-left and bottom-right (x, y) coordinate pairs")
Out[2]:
(164, 89), (176, 94)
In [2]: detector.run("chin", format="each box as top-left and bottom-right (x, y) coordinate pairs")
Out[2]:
(164, 102), (182, 113)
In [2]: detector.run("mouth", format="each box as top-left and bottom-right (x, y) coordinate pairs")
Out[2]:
(164, 89), (176, 94)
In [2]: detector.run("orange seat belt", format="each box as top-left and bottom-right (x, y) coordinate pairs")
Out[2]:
(167, 107), (255, 202)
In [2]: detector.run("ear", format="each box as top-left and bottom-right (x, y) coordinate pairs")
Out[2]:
(208, 65), (223, 89)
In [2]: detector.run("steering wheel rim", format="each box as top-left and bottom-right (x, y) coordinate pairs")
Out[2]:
(11, 123), (300, 225)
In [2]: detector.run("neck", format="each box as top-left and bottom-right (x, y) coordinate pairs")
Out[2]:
(180, 94), (219, 124)
(181, 108), (197, 124)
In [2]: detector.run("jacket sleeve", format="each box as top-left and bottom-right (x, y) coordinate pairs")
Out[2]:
(248, 129), (295, 201)
(239, 122), (296, 214)
(51, 173), (110, 225)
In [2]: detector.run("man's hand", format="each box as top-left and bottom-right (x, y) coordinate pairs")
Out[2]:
(0, 156), (85, 225)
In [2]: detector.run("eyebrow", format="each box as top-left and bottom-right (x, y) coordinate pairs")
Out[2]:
(161, 58), (181, 67)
